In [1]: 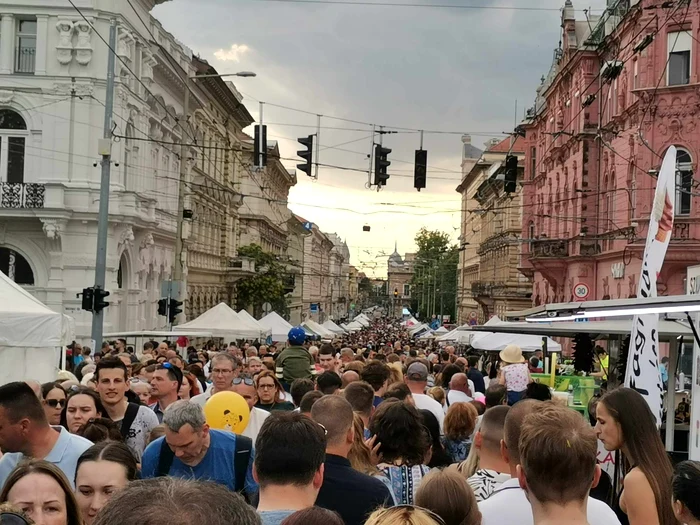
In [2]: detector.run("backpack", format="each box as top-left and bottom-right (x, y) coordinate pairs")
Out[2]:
(156, 433), (253, 497)
(119, 403), (140, 441)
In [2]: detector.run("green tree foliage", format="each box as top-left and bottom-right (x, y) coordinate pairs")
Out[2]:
(409, 228), (459, 322)
(235, 244), (288, 318)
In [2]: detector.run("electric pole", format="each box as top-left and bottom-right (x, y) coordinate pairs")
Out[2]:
(90, 19), (117, 349)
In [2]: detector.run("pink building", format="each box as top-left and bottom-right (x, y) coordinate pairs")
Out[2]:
(520, 0), (700, 306)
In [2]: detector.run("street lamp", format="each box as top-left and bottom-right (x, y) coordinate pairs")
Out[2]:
(172, 69), (256, 320)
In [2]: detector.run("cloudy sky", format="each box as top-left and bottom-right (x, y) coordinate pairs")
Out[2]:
(153, 0), (607, 277)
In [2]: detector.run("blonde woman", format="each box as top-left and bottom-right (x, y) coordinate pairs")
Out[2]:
(365, 507), (445, 525)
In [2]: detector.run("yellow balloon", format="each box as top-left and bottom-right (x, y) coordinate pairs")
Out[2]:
(204, 391), (250, 433)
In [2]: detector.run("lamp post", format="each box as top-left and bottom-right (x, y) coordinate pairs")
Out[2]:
(172, 70), (256, 322)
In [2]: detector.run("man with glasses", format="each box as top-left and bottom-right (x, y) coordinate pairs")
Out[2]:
(149, 363), (183, 423)
(191, 354), (239, 408)
(231, 375), (270, 442)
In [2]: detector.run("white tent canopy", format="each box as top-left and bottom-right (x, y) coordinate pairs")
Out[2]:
(354, 315), (370, 327)
(303, 319), (336, 339)
(0, 270), (74, 383)
(470, 317), (562, 352)
(237, 309), (272, 339)
(345, 321), (363, 332)
(259, 312), (294, 342)
(433, 326), (449, 335)
(437, 325), (472, 343)
(322, 320), (346, 334)
(174, 303), (265, 340)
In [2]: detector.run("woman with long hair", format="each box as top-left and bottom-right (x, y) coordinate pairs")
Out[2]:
(420, 410), (452, 468)
(0, 459), (82, 525)
(75, 441), (139, 525)
(442, 402), (478, 463)
(365, 506), (444, 525)
(255, 370), (294, 412)
(415, 468), (481, 525)
(595, 387), (678, 525)
(41, 382), (67, 426)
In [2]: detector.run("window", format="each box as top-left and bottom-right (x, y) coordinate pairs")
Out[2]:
(668, 31), (691, 86)
(403, 284), (410, 297)
(0, 247), (34, 285)
(528, 222), (535, 251)
(676, 148), (693, 215)
(633, 59), (639, 89)
(530, 147), (537, 179)
(15, 18), (37, 74)
(0, 110), (27, 184)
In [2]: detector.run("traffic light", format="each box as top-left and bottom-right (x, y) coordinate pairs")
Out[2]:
(297, 135), (314, 177)
(414, 149), (427, 191)
(254, 124), (267, 168)
(504, 155), (518, 193)
(93, 287), (110, 313)
(157, 298), (168, 317)
(80, 287), (94, 311)
(169, 298), (184, 323)
(394, 288), (399, 298)
(374, 145), (392, 186)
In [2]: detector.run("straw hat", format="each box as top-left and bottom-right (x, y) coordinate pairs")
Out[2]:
(499, 344), (525, 364)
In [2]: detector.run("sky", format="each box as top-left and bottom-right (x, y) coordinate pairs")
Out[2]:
(153, 0), (608, 278)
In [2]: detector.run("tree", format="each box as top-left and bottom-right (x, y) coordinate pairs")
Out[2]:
(409, 228), (459, 322)
(235, 244), (288, 318)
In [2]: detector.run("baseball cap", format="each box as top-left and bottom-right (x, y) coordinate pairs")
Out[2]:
(288, 326), (307, 346)
(406, 362), (429, 381)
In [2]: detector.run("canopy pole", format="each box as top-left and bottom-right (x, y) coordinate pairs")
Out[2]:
(665, 337), (678, 452)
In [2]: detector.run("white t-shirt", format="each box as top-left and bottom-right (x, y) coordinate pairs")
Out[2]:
(413, 393), (445, 432)
(444, 389), (473, 413)
(241, 407), (270, 442)
(478, 478), (621, 525)
(112, 404), (160, 461)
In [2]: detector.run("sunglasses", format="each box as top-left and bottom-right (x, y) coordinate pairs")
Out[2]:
(233, 377), (254, 386)
(0, 512), (32, 525)
(46, 399), (65, 408)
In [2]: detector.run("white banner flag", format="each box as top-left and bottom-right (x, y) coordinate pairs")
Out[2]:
(625, 146), (676, 426)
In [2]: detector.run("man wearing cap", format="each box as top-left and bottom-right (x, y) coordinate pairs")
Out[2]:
(275, 327), (316, 389)
(405, 362), (444, 432)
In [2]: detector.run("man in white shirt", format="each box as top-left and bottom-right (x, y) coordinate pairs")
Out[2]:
(467, 405), (511, 502)
(405, 362), (444, 431)
(231, 376), (270, 442)
(478, 400), (620, 525)
(517, 403), (606, 525)
(192, 354), (239, 407)
(444, 373), (473, 411)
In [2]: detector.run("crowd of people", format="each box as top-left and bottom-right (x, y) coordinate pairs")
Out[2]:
(0, 317), (697, 525)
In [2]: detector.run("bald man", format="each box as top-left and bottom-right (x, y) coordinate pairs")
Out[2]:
(341, 370), (360, 389)
(445, 373), (474, 410)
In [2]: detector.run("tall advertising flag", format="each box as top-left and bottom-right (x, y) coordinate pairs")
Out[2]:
(624, 146), (676, 426)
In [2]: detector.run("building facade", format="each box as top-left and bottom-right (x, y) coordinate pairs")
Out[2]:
(299, 216), (333, 322)
(286, 215), (308, 325)
(387, 245), (414, 318)
(520, 0), (700, 307)
(326, 232), (350, 321)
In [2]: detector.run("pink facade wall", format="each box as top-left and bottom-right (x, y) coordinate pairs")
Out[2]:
(521, 1), (700, 306)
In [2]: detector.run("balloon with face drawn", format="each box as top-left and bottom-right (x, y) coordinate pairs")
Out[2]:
(204, 391), (250, 433)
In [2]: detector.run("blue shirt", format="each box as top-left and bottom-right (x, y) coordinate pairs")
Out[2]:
(0, 427), (92, 489)
(141, 429), (258, 494)
(259, 510), (295, 525)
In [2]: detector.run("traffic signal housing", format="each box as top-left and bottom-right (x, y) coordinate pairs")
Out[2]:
(93, 287), (110, 313)
(169, 298), (184, 323)
(374, 145), (391, 186)
(80, 287), (94, 311)
(297, 135), (314, 177)
(414, 149), (427, 191)
(157, 298), (168, 317)
(394, 288), (399, 298)
(504, 155), (518, 194)
(254, 124), (268, 168)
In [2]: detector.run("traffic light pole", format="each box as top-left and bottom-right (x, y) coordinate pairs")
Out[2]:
(90, 19), (117, 349)
(315, 114), (320, 179)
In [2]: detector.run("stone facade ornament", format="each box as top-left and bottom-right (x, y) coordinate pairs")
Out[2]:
(56, 20), (74, 65)
(119, 225), (135, 250)
(0, 90), (14, 104)
(41, 219), (66, 240)
(74, 21), (93, 65)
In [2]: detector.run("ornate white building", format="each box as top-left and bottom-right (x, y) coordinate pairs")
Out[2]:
(0, 0), (252, 340)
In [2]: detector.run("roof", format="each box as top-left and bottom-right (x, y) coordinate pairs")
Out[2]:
(486, 136), (525, 154)
(463, 143), (484, 159)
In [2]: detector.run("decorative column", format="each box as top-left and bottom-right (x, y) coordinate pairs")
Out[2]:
(0, 15), (14, 74)
(34, 15), (48, 75)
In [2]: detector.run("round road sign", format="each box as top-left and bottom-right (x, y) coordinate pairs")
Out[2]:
(573, 283), (590, 300)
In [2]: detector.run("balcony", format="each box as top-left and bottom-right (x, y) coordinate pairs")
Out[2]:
(15, 46), (36, 74)
(531, 239), (568, 259)
(471, 281), (492, 297)
(225, 256), (255, 283)
(0, 182), (44, 208)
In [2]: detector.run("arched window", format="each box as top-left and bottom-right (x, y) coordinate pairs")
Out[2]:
(0, 247), (34, 285)
(676, 148), (693, 216)
(0, 109), (28, 184)
(529, 222), (535, 252)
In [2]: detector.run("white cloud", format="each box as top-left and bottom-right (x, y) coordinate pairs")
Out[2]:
(214, 44), (250, 62)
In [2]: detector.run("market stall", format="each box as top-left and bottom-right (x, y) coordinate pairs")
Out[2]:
(322, 320), (346, 334)
(303, 319), (336, 339)
(173, 303), (266, 340)
(259, 312), (293, 343)
(237, 310), (273, 340)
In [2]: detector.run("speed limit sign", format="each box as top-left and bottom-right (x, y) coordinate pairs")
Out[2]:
(573, 282), (590, 301)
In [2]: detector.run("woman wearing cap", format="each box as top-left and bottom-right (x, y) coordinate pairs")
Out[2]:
(497, 345), (530, 406)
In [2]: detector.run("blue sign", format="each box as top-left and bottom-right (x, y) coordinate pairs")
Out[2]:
(310, 303), (319, 313)
(303, 222), (313, 231)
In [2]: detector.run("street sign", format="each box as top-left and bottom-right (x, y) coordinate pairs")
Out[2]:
(573, 282), (590, 301)
(469, 311), (477, 319)
(310, 303), (319, 313)
(303, 221), (313, 231)
(262, 302), (272, 314)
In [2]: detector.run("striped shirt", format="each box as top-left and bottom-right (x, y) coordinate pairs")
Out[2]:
(467, 469), (511, 502)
